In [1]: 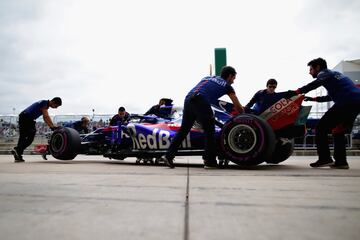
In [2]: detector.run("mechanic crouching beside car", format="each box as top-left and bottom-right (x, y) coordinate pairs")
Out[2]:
(161, 66), (244, 168)
(65, 116), (90, 134)
(110, 107), (130, 126)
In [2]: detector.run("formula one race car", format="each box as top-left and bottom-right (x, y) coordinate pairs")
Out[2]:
(37, 95), (311, 166)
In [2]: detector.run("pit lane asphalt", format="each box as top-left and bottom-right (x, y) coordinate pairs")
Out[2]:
(0, 155), (359, 240)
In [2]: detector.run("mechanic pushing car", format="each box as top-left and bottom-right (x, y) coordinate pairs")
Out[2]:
(286, 57), (360, 169)
(161, 66), (244, 168)
(244, 78), (298, 115)
(64, 116), (90, 134)
(244, 78), (279, 114)
(11, 97), (62, 162)
(145, 98), (174, 118)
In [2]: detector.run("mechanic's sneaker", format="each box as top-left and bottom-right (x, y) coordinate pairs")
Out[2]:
(279, 137), (291, 145)
(14, 158), (25, 163)
(204, 161), (218, 169)
(11, 148), (24, 162)
(330, 163), (349, 169)
(310, 158), (334, 168)
(161, 155), (175, 168)
(14, 155), (25, 163)
(41, 154), (48, 160)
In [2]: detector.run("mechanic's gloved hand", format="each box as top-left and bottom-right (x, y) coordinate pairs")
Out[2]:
(50, 126), (60, 131)
(283, 90), (298, 99)
(304, 96), (315, 101)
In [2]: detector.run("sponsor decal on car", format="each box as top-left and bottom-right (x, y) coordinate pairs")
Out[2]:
(260, 95), (304, 130)
(127, 124), (191, 149)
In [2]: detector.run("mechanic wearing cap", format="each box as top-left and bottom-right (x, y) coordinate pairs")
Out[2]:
(286, 58), (360, 169)
(161, 66), (244, 168)
(66, 116), (90, 134)
(110, 106), (130, 126)
(11, 97), (62, 162)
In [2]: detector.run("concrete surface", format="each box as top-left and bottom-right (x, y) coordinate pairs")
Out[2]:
(0, 155), (359, 240)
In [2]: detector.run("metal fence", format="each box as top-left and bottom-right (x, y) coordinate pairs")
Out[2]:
(0, 114), (114, 138)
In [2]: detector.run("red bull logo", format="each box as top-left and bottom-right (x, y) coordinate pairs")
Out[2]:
(127, 124), (191, 149)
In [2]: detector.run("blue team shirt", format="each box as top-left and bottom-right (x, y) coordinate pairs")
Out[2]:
(22, 100), (49, 120)
(64, 120), (89, 134)
(186, 76), (235, 105)
(299, 69), (360, 106)
(245, 90), (287, 115)
(110, 112), (130, 126)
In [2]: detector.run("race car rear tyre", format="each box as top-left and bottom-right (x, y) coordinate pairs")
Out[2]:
(266, 139), (294, 164)
(220, 114), (276, 166)
(49, 127), (81, 160)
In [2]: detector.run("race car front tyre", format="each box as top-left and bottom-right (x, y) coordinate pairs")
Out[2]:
(266, 139), (294, 164)
(49, 127), (81, 160)
(220, 114), (276, 166)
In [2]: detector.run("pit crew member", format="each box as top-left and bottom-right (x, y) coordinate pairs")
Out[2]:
(11, 97), (62, 162)
(286, 57), (360, 169)
(145, 98), (174, 118)
(161, 66), (244, 168)
(110, 107), (130, 126)
(245, 78), (281, 114)
(65, 116), (90, 134)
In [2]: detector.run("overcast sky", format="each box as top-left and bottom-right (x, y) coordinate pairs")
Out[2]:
(0, 0), (359, 116)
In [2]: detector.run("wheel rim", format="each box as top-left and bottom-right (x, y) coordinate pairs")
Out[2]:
(227, 124), (257, 154)
(51, 133), (65, 153)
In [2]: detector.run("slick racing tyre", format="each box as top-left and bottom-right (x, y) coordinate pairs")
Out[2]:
(49, 127), (81, 160)
(266, 139), (294, 164)
(220, 114), (276, 166)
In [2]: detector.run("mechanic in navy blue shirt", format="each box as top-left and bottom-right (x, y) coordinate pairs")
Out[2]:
(245, 79), (280, 114)
(145, 98), (174, 118)
(11, 97), (62, 162)
(287, 58), (360, 169)
(65, 116), (90, 134)
(110, 107), (130, 126)
(162, 66), (244, 168)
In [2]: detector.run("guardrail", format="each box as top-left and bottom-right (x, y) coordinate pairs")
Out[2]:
(294, 134), (353, 150)
(0, 114), (114, 138)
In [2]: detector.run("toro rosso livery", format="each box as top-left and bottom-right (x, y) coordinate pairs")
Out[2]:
(40, 95), (311, 166)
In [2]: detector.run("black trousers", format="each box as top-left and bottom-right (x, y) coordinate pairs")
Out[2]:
(16, 113), (36, 155)
(165, 94), (216, 163)
(316, 103), (360, 164)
